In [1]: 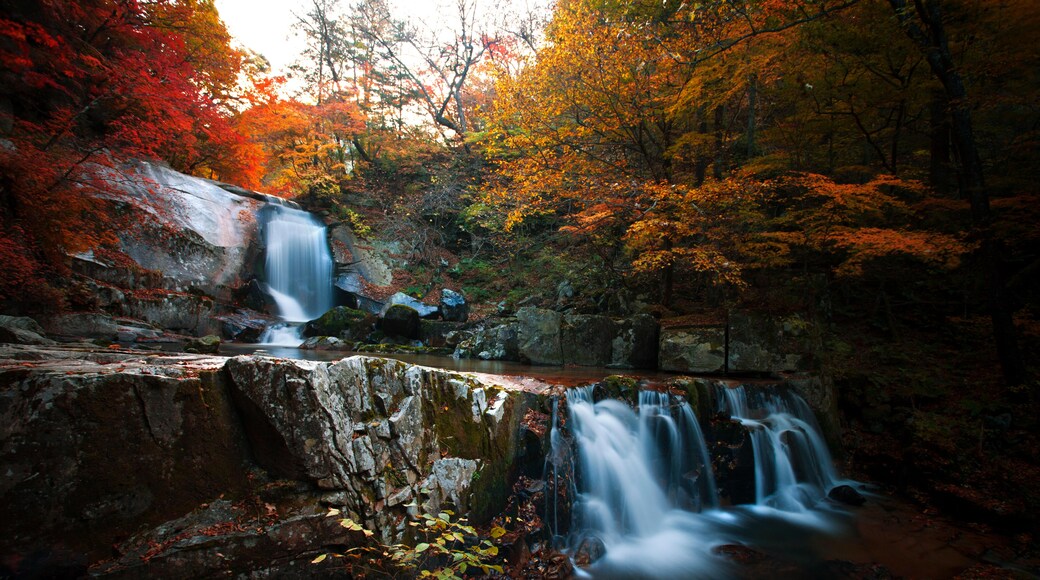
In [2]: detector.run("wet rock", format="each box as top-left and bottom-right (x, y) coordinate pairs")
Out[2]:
(659, 326), (726, 373)
(238, 278), (276, 313)
(215, 308), (270, 342)
(381, 304), (420, 339)
(299, 336), (354, 350)
(439, 288), (469, 322)
(828, 484), (867, 506)
(573, 535), (606, 567)
(304, 305), (371, 339)
(517, 307), (563, 365)
(184, 334), (221, 354)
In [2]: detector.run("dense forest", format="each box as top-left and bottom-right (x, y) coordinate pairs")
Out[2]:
(2, 0), (1039, 573)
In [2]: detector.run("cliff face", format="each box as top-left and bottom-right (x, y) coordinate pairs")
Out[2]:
(0, 344), (551, 573)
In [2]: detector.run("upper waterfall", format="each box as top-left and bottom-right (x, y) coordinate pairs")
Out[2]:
(262, 204), (334, 322)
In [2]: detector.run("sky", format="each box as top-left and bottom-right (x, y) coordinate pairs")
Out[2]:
(213, 0), (477, 82)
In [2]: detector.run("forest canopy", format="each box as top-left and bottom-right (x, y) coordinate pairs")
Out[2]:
(0, 0), (1037, 386)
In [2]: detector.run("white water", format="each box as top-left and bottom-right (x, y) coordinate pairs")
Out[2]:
(717, 385), (841, 512)
(561, 384), (852, 578)
(259, 205), (334, 346)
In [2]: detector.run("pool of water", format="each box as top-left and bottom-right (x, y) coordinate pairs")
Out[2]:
(220, 343), (686, 386)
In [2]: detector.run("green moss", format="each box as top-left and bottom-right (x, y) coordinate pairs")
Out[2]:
(598, 375), (638, 405)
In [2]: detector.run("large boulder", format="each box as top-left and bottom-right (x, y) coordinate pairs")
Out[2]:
(439, 288), (469, 322)
(43, 313), (121, 340)
(610, 314), (659, 369)
(0, 345), (252, 562)
(303, 306), (371, 340)
(453, 321), (521, 361)
(0, 316), (53, 345)
(728, 311), (813, 373)
(225, 355), (544, 540)
(383, 292), (439, 319)
(380, 304), (420, 339)
(123, 293), (217, 336)
(516, 307), (563, 365)
(561, 314), (614, 366)
(659, 325), (727, 373)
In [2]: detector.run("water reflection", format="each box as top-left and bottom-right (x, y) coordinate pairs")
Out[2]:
(221, 343), (683, 386)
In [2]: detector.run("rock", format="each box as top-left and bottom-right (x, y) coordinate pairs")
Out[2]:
(383, 292), (439, 319)
(516, 307), (563, 365)
(43, 312), (120, 340)
(610, 314), (659, 369)
(304, 306), (371, 339)
(454, 322), (520, 361)
(659, 326), (727, 373)
(561, 315), (614, 366)
(381, 304), (420, 339)
(225, 354), (544, 538)
(0, 316), (53, 345)
(439, 288), (469, 322)
(423, 458), (480, 513)
(828, 484), (866, 506)
(115, 324), (162, 343)
(93, 501), (356, 579)
(0, 315), (46, 335)
(299, 336), (353, 351)
(420, 320), (463, 348)
(184, 335), (221, 354)
(215, 309), (270, 342)
(238, 278), (276, 313)
(123, 293), (217, 336)
(0, 345), (252, 562)
(0, 325), (55, 345)
(574, 535), (606, 567)
(728, 311), (813, 374)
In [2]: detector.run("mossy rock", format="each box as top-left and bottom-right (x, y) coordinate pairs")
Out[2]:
(185, 334), (221, 354)
(597, 375), (639, 405)
(303, 306), (370, 339)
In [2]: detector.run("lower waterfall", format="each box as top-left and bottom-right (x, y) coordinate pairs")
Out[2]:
(556, 383), (855, 579)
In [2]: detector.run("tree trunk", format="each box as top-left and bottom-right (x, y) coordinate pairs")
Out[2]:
(888, 0), (1026, 386)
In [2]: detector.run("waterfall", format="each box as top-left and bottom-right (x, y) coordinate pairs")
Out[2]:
(258, 205), (333, 345)
(558, 383), (852, 578)
(561, 386), (724, 578)
(716, 385), (840, 512)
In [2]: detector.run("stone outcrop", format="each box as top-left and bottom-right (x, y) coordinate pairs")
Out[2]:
(0, 344), (553, 576)
(439, 288), (469, 322)
(0, 345), (252, 563)
(0, 316), (54, 345)
(517, 307), (564, 365)
(659, 325), (727, 373)
(659, 311), (816, 375)
(303, 305), (372, 340)
(380, 304), (421, 339)
(456, 309), (660, 369)
(225, 355), (545, 541)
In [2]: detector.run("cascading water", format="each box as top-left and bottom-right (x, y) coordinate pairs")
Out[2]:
(257, 204), (333, 346)
(557, 383), (854, 579)
(715, 385), (841, 512)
